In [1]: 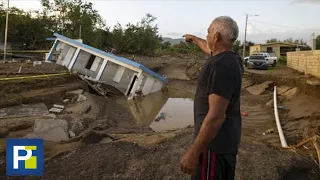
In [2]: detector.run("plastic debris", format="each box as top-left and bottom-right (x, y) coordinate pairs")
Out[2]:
(241, 111), (248, 116)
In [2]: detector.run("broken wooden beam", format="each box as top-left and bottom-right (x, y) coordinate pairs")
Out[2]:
(78, 75), (107, 98)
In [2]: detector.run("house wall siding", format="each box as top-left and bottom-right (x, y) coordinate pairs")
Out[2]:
(100, 61), (138, 94)
(72, 50), (103, 78)
(287, 50), (320, 79)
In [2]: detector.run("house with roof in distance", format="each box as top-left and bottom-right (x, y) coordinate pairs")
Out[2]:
(249, 42), (310, 58)
(45, 33), (168, 99)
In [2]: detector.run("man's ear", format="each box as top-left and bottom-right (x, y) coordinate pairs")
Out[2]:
(214, 32), (221, 43)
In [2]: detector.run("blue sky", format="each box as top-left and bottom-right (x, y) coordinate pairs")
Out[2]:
(7, 0), (320, 45)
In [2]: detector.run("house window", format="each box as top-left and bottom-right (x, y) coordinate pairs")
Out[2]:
(113, 66), (125, 83)
(89, 57), (102, 72)
(267, 47), (273, 53)
(85, 55), (96, 70)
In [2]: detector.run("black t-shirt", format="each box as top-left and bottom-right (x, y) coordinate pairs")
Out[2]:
(194, 51), (243, 154)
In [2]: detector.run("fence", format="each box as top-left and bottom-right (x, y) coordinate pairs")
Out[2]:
(287, 50), (320, 78)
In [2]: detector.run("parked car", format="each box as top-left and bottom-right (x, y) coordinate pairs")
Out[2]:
(244, 52), (278, 68)
(246, 54), (269, 70)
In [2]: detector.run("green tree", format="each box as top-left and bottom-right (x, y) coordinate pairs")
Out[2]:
(316, 35), (320, 50)
(266, 38), (279, 43)
(232, 40), (241, 54)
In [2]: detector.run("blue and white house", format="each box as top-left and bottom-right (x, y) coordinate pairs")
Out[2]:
(46, 33), (168, 99)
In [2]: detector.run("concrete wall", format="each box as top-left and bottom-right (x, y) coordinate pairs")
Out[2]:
(287, 50), (320, 78)
(56, 42), (71, 65)
(100, 61), (138, 94)
(72, 50), (103, 78)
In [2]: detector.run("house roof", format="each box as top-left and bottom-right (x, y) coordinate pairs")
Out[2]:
(53, 33), (168, 83)
(254, 42), (308, 47)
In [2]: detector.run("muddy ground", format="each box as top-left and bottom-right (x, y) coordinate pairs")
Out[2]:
(1, 55), (320, 180)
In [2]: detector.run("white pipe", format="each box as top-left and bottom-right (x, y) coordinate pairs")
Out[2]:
(273, 86), (288, 147)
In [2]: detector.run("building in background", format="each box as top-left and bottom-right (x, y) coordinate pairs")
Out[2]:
(250, 42), (309, 58)
(46, 33), (168, 99)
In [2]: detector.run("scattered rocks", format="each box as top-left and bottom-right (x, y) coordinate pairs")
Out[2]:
(99, 137), (113, 144)
(77, 94), (87, 102)
(0, 128), (9, 138)
(0, 103), (48, 119)
(246, 81), (274, 95)
(69, 130), (76, 138)
(33, 61), (42, 66)
(63, 99), (70, 103)
(70, 120), (84, 134)
(307, 79), (320, 86)
(65, 103), (91, 114)
(282, 87), (300, 100)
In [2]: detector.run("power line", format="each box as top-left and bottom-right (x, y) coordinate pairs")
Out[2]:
(250, 20), (320, 32)
(248, 23), (265, 34)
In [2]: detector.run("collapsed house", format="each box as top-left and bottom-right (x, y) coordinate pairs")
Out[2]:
(46, 33), (168, 99)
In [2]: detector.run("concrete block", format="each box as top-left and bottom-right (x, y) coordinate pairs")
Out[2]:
(100, 137), (113, 144)
(53, 104), (65, 109)
(0, 103), (48, 119)
(49, 108), (63, 113)
(44, 113), (57, 118)
(77, 94), (87, 102)
(33, 118), (68, 133)
(33, 61), (42, 66)
(25, 126), (69, 142)
(69, 130), (76, 138)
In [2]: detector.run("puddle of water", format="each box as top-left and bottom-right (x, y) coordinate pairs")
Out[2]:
(126, 89), (194, 132)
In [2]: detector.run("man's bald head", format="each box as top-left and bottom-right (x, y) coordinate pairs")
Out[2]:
(207, 16), (239, 51)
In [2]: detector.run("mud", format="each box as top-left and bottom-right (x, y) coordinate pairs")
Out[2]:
(244, 67), (320, 98)
(0, 62), (68, 76)
(0, 56), (320, 179)
(2, 129), (319, 180)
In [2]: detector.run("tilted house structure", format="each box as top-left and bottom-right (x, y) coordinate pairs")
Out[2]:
(46, 33), (168, 99)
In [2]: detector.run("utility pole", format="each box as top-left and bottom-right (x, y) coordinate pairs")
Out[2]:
(3, 0), (9, 63)
(312, 33), (316, 50)
(242, 14), (248, 59)
(79, 25), (82, 39)
(242, 14), (259, 59)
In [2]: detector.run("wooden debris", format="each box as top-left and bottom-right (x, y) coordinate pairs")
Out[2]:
(78, 75), (107, 98)
(312, 137), (320, 169)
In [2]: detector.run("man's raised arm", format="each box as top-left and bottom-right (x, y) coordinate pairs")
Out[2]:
(183, 34), (211, 55)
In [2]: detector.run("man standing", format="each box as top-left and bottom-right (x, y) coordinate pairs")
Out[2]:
(180, 16), (243, 180)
